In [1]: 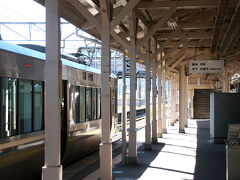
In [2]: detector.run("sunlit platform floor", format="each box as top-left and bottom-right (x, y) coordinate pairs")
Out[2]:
(65, 119), (226, 180)
(112, 119), (226, 180)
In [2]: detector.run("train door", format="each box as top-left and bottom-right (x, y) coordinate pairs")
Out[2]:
(61, 80), (68, 160)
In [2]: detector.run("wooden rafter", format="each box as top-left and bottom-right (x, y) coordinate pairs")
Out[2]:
(150, 29), (180, 61)
(157, 39), (185, 66)
(167, 53), (186, 72)
(136, 0), (219, 9)
(136, 7), (176, 50)
(110, 0), (141, 31)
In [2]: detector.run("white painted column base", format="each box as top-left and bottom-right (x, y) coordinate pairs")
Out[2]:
(152, 137), (158, 143)
(100, 143), (112, 180)
(145, 124), (152, 150)
(128, 130), (138, 165)
(42, 165), (62, 180)
(179, 129), (185, 133)
(128, 156), (138, 165)
(157, 128), (163, 138)
(162, 128), (167, 134)
(152, 120), (158, 143)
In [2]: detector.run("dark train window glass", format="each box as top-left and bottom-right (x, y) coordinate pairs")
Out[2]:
(0, 78), (18, 138)
(34, 82), (43, 131)
(86, 87), (92, 121)
(80, 87), (86, 123)
(19, 80), (32, 133)
(75, 86), (80, 123)
(88, 73), (93, 81)
(97, 88), (101, 119)
(82, 72), (86, 80)
(92, 88), (97, 120)
(61, 81), (67, 158)
(61, 81), (67, 126)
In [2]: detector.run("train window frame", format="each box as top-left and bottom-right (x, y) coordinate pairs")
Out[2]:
(97, 88), (101, 119)
(74, 86), (80, 123)
(19, 79), (33, 134)
(0, 77), (18, 138)
(33, 81), (44, 131)
(88, 73), (93, 81)
(0, 77), (45, 139)
(86, 87), (92, 121)
(80, 86), (86, 123)
(82, 72), (86, 80)
(92, 88), (97, 120)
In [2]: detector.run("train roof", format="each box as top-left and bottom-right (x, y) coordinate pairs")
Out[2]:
(0, 40), (116, 77)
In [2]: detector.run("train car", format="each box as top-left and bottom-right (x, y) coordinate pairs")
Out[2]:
(0, 41), (118, 180)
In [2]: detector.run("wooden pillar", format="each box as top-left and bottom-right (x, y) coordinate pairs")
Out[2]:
(176, 75), (179, 122)
(128, 11), (138, 164)
(184, 75), (188, 127)
(99, 0), (112, 179)
(191, 89), (194, 119)
(168, 79), (171, 126)
(157, 66), (163, 137)
(222, 71), (230, 92)
(179, 65), (185, 133)
(152, 60), (158, 143)
(171, 75), (175, 126)
(145, 38), (152, 150)
(42, 0), (62, 179)
(162, 66), (167, 133)
(121, 52), (127, 165)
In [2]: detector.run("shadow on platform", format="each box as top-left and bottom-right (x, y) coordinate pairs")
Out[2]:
(194, 120), (226, 180)
(113, 143), (165, 179)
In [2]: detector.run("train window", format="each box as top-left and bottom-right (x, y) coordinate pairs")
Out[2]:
(92, 88), (97, 120)
(88, 73), (93, 81)
(19, 80), (32, 134)
(82, 72), (86, 80)
(97, 88), (101, 119)
(61, 81), (67, 126)
(0, 78), (18, 138)
(33, 82), (43, 131)
(80, 87), (86, 122)
(86, 87), (92, 121)
(75, 86), (80, 123)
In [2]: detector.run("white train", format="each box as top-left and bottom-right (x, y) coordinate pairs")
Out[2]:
(0, 41), (118, 180)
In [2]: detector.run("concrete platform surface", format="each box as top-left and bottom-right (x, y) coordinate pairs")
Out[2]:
(113, 119), (226, 180)
(65, 119), (226, 180)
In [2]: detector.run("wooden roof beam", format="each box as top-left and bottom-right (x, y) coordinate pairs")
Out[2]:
(67, 0), (130, 51)
(162, 51), (184, 70)
(160, 40), (211, 48)
(136, 7), (176, 50)
(159, 22), (214, 30)
(167, 54), (186, 72)
(156, 32), (212, 40)
(150, 29), (180, 61)
(136, 0), (219, 10)
(110, 0), (141, 31)
(68, 0), (101, 32)
(156, 38), (185, 66)
(211, 0), (229, 53)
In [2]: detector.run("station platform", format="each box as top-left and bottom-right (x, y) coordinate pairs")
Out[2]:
(64, 119), (226, 180)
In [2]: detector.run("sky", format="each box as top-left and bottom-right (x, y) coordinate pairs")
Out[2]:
(0, 0), (45, 22)
(0, 0), (96, 53)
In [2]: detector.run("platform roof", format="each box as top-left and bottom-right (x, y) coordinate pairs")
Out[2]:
(34, 0), (240, 76)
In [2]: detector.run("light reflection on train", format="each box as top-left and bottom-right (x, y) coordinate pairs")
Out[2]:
(0, 41), (118, 180)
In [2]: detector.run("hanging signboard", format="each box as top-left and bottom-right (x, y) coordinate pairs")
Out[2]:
(189, 60), (224, 74)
